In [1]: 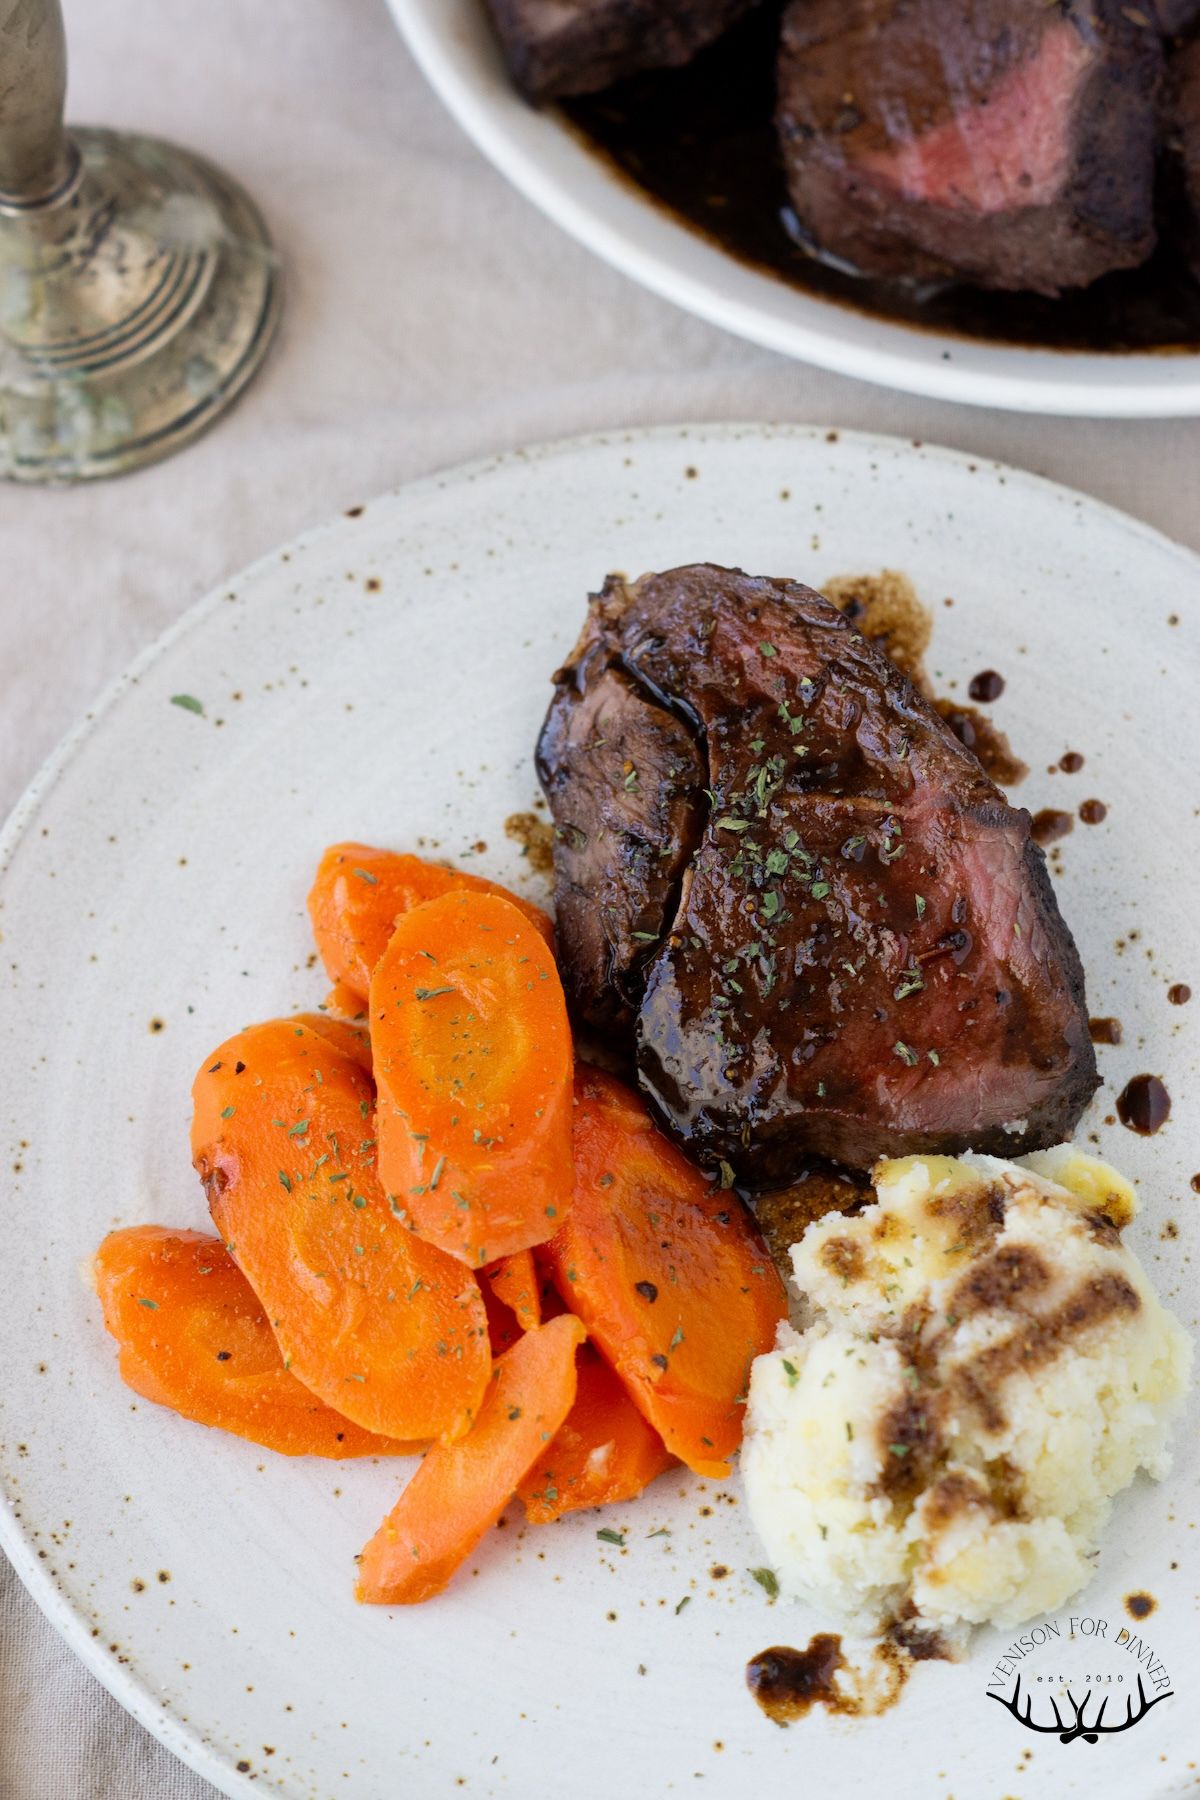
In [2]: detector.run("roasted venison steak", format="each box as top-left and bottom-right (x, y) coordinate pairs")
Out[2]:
(537, 566), (1098, 1184)
(1167, 39), (1200, 278)
(1153, 0), (1200, 34)
(483, 0), (760, 102)
(776, 0), (1162, 296)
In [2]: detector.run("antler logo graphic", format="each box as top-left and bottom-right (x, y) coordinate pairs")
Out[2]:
(987, 1673), (1173, 1743)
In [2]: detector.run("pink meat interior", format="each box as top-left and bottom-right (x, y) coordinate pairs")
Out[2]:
(862, 21), (1094, 213)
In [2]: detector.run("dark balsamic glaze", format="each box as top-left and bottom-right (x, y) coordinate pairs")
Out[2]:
(746, 1637), (850, 1724)
(561, 4), (1200, 355)
(1059, 751), (1085, 773)
(1116, 1074), (1171, 1135)
(887, 1616), (950, 1662)
(934, 701), (1027, 787)
(1089, 1016), (1124, 1046)
(1167, 983), (1191, 1005)
(1079, 799), (1109, 824)
(968, 669), (1005, 703)
(1032, 808), (1075, 847)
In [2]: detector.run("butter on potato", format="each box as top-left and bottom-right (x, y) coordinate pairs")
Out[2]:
(742, 1150), (1191, 1638)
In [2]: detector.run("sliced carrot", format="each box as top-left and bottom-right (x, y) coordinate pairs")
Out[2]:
(479, 1267), (523, 1357)
(291, 1011), (372, 1074)
(356, 1312), (586, 1605)
(307, 842), (554, 1004)
(93, 1226), (417, 1459)
(517, 1343), (675, 1523)
(191, 1018), (491, 1443)
(543, 1067), (787, 1478)
(531, 1249), (569, 1323)
(484, 1250), (541, 1332)
(371, 890), (574, 1267)
(322, 981), (369, 1023)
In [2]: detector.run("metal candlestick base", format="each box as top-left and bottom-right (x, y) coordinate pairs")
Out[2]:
(0, 5), (280, 483)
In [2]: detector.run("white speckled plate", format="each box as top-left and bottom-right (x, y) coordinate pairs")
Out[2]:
(1, 424), (1197, 1800)
(388, 0), (1200, 418)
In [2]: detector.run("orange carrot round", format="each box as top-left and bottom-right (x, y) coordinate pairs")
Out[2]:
(356, 1312), (585, 1605)
(371, 890), (574, 1267)
(191, 1018), (491, 1443)
(543, 1067), (787, 1478)
(307, 843), (554, 1004)
(517, 1343), (675, 1523)
(93, 1226), (417, 1459)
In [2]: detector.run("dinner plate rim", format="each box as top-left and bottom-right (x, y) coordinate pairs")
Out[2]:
(3, 419), (1198, 1800)
(387, 0), (1200, 419)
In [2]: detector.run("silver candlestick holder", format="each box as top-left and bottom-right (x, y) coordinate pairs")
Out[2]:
(0, 1), (280, 483)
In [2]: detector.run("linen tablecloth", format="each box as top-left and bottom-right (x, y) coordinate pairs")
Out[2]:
(3, 2), (1200, 1793)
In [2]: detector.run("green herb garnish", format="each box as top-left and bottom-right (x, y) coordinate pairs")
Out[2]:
(749, 1567), (779, 1600)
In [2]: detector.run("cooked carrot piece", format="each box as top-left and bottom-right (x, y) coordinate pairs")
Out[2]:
(322, 981), (369, 1023)
(191, 1018), (491, 1443)
(371, 890), (574, 1267)
(291, 1011), (373, 1074)
(482, 1265), (570, 1356)
(484, 1250), (541, 1332)
(93, 1226), (418, 1459)
(479, 1267), (523, 1357)
(357, 1312), (586, 1604)
(517, 1343), (675, 1523)
(543, 1067), (787, 1478)
(307, 842), (554, 1004)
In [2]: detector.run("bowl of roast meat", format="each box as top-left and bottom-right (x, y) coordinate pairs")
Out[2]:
(388, 0), (1200, 415)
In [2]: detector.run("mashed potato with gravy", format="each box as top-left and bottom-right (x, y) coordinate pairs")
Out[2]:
(742, 1150), (1191, 1637)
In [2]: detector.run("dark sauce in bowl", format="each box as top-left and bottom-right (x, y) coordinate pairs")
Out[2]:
(561, 4), (1200, 355)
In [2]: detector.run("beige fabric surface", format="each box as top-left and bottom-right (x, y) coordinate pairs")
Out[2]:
(2, 1), (1199, 1794)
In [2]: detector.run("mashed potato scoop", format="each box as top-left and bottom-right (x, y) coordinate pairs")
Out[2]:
(743, 1150), (1192, 1641)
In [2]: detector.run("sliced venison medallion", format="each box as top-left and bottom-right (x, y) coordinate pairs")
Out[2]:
(537, 565), (1099, 1185)
(1153, 0), (1200, 34)
(776, 0), (1162, 296)
(1166, 38), (1200, 279)
(483, 0), (760, 103)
